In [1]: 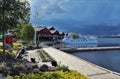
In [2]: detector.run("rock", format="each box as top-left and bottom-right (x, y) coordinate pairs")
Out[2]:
(40, 64), (49, 72)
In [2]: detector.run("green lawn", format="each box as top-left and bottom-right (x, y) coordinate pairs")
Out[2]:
(0, 42), (23, 54)
(0, 42), (2, 46)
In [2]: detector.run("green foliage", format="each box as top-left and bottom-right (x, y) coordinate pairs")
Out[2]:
(11, 70), (89, 79)
(21, 24), (35, 41)
(0, 0), (30, 52)
(28, 41), (34, 46)
(0, 51), (14, 60)
(57, 65), (69, 72)
(13, 42), (23, 48)
(0, 0), (30, 32)
(12, 42), (23, 52)
(15, 20), (30, 39)
(6, 75), (13, 79)
(38, 50), (54, 62)
(71, 33), (79, 38)
(15, 20), (24, 39)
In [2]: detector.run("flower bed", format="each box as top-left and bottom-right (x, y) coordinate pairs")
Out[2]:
(38, 50), (55, 62)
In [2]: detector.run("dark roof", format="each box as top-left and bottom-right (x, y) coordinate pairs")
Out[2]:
(34, 26), (62, 35)
(50, 30), (57, 34)
(34, 27), (45, 31)
(59, 32), (64, 34)
(48, 26), (55, 30)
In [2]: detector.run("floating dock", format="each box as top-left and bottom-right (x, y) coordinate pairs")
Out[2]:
(59, 46), (120, 52)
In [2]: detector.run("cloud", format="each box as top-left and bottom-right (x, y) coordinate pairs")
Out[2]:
(28, 0), (120, 35)
(45, 5), (66, 15)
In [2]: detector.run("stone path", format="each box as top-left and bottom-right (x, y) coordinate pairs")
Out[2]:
(26, 50), (39, 62)
(42, 46), (120, 79)
(25, 50), (42, 67)
(25, 50), (52, 67)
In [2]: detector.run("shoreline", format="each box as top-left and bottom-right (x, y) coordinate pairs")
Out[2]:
(59, 46), (120, 53)
(42, 45), (120, 79)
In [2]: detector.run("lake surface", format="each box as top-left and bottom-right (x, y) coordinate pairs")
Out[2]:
(73, 50), (120, 73)
(57, 37), (120, 73)
(98, 37), (120, 47)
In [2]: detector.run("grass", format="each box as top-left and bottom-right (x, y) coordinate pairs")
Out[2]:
(0, 42), (2, 46)
(13, 42), (23, 48)
(13, 42), (23, 54)
(0, 42), (23, 55)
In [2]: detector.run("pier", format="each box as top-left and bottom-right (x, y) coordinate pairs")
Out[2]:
(42, 46), (120, 79)
(59, 46), (120, 52)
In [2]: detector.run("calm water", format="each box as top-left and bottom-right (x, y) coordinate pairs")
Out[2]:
(59, 37), (120, 73)
(73, 50), (120, 73)
(50, 38), (120, 73)
(98, 37), (120, 47)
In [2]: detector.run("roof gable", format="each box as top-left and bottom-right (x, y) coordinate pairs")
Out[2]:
(48, 26), (55, 30)
(50, 30), (60, 35)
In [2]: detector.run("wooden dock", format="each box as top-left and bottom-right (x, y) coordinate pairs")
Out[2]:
(59, 46), (120, 52)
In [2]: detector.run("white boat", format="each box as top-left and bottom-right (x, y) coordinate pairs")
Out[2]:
(62, 35), (98, 44)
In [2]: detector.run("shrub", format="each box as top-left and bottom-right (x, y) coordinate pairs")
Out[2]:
(71, 33), (79, 38)
(57, 65), (69, 72)
(38, 50), (54, 62)
(13, 43), (22, 48)
(10, 70), (89, 79)
(28, 41), (34, 46)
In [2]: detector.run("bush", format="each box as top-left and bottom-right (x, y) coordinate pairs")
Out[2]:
(38, 50), (54, 62)
(13, 43), (22, 48)
(71, 33), (79, 38)
(0, 51), (14, 60)
(10, 70), (89, 79)
(57, 65), (69, 72)
(28, 41), (34, 46)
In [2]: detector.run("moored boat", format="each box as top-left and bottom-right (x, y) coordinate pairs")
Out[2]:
(62, 35), (98, 44)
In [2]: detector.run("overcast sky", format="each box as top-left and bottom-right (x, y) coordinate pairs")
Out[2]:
(28, 0), (120, 35)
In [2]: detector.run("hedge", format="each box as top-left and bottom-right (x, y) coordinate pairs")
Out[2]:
(11, 70), (89, 79)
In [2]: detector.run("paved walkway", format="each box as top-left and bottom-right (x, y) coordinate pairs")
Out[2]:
(27, 50), (41, 62)
(24, 50), (42, 68)
(42, 46), (120, 79)
(25, 50), (52, 67)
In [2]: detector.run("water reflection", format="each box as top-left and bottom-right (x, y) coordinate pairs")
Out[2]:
(73, 50), (120, 73)
(53, 43), (98, 48)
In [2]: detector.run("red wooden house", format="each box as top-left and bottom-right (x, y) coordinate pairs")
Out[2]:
(38, 27), (51, 37)
(59, 32), (65, 39)
(34, 26), (65, 43)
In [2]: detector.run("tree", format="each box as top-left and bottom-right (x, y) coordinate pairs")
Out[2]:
(21, 24), (35, 41)
(71, 33), (79, 38)
(15, 20), (25, 39)
(0, 0), (30, 53)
